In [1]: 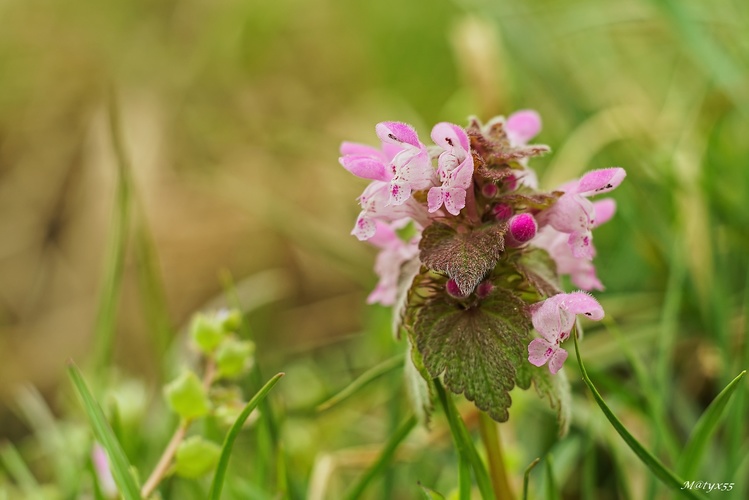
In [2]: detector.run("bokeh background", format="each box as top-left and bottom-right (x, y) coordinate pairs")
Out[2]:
(1, 0), (748, 498)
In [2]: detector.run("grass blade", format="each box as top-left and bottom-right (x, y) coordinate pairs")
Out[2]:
(68, 362), (140, 500)
(0, 441), (39, 495)
(210, 372), (285, 500)
(92, 87), (133, 373)
(316, 353), (404, 412)
(434, 379), (495, 499)
(677, 370), (746, 478)
(571, 330), (707, 500)
(343, 414), (417, 500)
(522, 457), (540, 500)
(544, 454), (560, 500)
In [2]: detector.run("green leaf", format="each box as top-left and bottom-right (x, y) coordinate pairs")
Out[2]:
(210, 373), (284, 500)
(164, 371), (211, 420)
(419, 222), (506, 295)
(514, 248), (563, 298)
(544, 454), (561, 500)
(215, 338), (255, 379)
(68, 363), (141, 500)
(413, 289), (531, 422)
(571, 331), (707, 500)
(677, 370), (746, 478)
(404, 341), (434, 427)
(316, 353), (404, 412)
(174, 436), (222, 479)
(418, 482), (446, 499)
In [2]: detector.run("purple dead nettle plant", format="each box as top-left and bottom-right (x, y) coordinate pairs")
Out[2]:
(340, 111), (625, 432)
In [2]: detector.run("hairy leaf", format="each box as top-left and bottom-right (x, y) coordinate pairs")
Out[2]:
(419, 222), (506, 295)
(405, 338), (434, 426)
(413, 289), (531, 422)
(515, 248), (563, 298)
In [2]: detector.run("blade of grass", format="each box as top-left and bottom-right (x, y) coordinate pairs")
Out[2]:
(544, 454), (560, 500)
(434, 379), (495, 499)
(458, 453), (472, 500)
(727, 264), (749, 476)
(418, 482), (446, 499)
(571, 329), (707, 500)
(68, 362), (141, 500)
(676, 370), (746, 478)
(209, 372), (285, 500)
(0, 441), (39, 496)
(522, 458), (540, 500)
(92, 87), (133, 373)
(316, 353), (404, 412)
(342, 414), (416, 500)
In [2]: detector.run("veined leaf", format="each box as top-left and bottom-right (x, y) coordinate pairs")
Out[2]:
(419, 222), (506, 296)
(414, 288), (530, 422)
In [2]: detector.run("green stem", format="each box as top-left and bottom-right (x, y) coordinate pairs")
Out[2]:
(478, 411), (514, 500)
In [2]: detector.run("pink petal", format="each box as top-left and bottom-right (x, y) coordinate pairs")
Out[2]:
(339, 155), (391, 182)
(431, 122), (470, 152)
(351, 213), (376, 241)
(528, 338), (555, 367)
(531, 298), (575, 342)
(506, 110), (542, 145)
(570, 265), (605, 292)
(427, 187), (444, 213)
(592, 199), (617, 228)
(558, 291), (604, 321)
(548, 348), (568, 374)
(545, 193), (595, 234)
(340, 141), (383, 158)
(568, 230), (595, 259)
(442, 188), (467, 216)
(367, 221), (399, 249)
(446, 158), (474, 190)
(575, 168), (626, 197)
(388, 180), (412, 206)
(376, 122), (421, 148)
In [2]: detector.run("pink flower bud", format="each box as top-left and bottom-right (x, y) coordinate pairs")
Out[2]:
(508, 213), (538, 245)
(504, 175), (518, 191)
(476, 281), (494, 298)
(493, 203), (513, 221)
(446, 278), (467, 298)
(481, 183), (498, 198)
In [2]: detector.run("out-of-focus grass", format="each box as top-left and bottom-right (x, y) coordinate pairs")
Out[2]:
(1, 0), (748, 498)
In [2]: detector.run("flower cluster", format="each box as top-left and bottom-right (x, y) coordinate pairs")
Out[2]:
(340, 110), (625, 423)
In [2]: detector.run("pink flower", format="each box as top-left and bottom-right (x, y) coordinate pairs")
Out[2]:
(506, 109), (542, 146)
(534, 199), (616, 290)
(339, 140), (402, 182)
(427, 123), (475, 215)
(540, 168), (626, 259)
(375, 122), (437, 206)
(351, 181), (428, 241)
(528, 292), (604, 374)
(366, 221), (420, 306)
(92, 443), (118, 498)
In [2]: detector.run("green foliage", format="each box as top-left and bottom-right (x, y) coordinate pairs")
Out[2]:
(215, 338), (255, 379)
(419, 222), (506, 295)
(164, 371), (211, 421)
(514, 248), (563, 298)
(191, 314), (226, 354)
(413, 288), (530, 422)
(175, 437), (222, 479)
(67, 364), (141, 500)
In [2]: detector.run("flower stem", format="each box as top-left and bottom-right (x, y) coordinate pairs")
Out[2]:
(477, 411), (515, 500)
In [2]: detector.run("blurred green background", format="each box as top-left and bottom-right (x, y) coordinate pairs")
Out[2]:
(1, 0), (748, 498)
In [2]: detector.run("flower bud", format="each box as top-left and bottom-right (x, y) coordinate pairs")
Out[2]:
(507, 213), (537, 246)
(492, 203), (513, 221)
(481, 183), (498, 198)
(476, 281), (494, 298)
(446, 278), (467, 298)
(504, 175), (518, 191)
